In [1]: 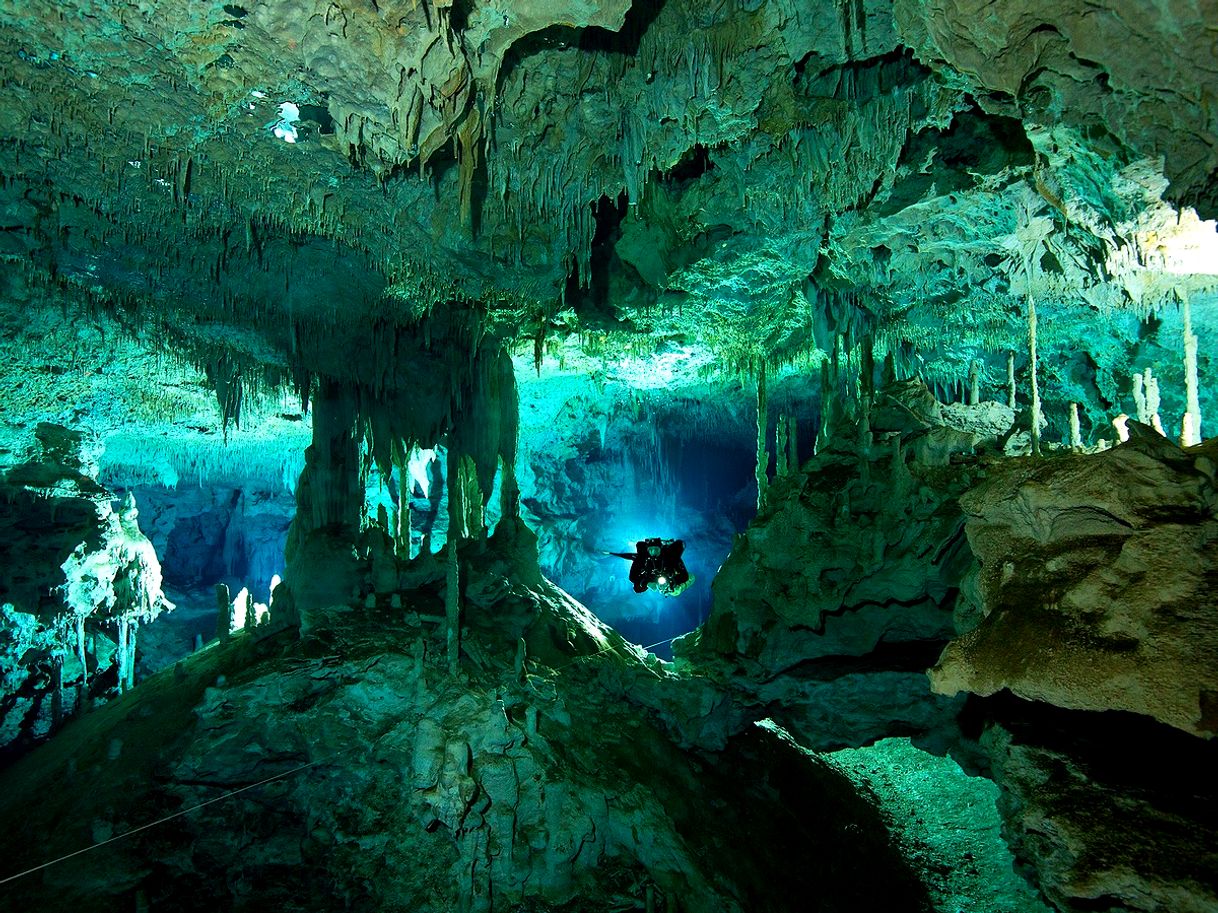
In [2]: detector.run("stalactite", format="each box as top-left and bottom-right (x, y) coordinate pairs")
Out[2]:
(1029, 296), (1041, 456)
(1007, 350), (1016, 409)
(755, 361), (768, 511)
(1181, 292), (1202, 446)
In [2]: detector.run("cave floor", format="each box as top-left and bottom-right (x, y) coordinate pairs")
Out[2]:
(830, 738), (1053, 913)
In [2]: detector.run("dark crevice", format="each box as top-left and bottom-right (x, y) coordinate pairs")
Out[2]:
(660, 143), (714, 186)
(498, 0), (669, 91)
(562, 192), (630, 321)
(767, 639), (951, 684)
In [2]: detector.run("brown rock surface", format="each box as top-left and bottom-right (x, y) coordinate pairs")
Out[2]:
(894, 0), (1218, 215)
(931, 431), (1218, 737)
(980, 698), (1218, 913)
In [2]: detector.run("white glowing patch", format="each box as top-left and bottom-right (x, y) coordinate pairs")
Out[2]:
(1139, 207), (1218, 275)
(408, 446), (436, 497)
(251, 90), (267, 99)
(268, 101), (301, 144)
(658, 576), (667, 586)
(253, 601), (270, 625)
(232, 586), (249, 631)
(611, 347), (715, 389)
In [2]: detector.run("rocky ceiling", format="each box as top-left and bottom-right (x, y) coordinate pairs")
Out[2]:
(0, 0), (1215, 440)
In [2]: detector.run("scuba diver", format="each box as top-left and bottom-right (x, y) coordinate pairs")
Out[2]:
(610, 538), (693, 597)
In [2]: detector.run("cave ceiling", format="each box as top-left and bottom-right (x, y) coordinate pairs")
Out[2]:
(0, 0), (1215, 442)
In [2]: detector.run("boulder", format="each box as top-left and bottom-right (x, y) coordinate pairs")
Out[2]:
(931, 434), (1218, 738)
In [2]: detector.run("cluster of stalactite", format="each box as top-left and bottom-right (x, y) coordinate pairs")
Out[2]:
(282, 314), (523, 669)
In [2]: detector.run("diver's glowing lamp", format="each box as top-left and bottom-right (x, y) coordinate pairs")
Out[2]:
(658, 576), (667, 585)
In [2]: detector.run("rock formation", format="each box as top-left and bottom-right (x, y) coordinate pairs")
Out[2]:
(677, 378), (1001, 750)
(0, 0), (1215, 909)
(932, 429), (1218, 739)
(0, 423), (172, 756)
(0, 522), (927, 913)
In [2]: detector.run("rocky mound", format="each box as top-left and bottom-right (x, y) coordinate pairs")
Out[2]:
(0, 524), (926, 913)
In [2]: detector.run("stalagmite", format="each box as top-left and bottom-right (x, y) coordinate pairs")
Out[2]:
(1181, 292), (1202, 446)
(497, 350), (521, 522)
(215, 583), (232, 640)
(1145, 368), (1165, 435)
(755, 361), (768, 511)
(394, 450), (411, 558)
(116, 616), (129, 694)
(75, 616), (88, 705)
(51, 660), (63, 728)
(787, 415), (798, 474)
(446, 445), (462, 673)
(1133, 372), (1148, 423)
(776, 414), (789, 478)
(968, 360), (980, 405)
(816, 359), (831, 454)
(1069, 402), (1082, 449)
(1029, 297), (1041, 456)
(1007, 351), (1016, 409)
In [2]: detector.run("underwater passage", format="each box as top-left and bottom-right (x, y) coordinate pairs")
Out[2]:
(0, 0), (1216, 910)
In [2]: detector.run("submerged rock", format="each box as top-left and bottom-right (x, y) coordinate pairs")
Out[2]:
(979, 696), (1218, 913)
(931, 431), (1218, 738)
(0, 527), (926, 913)
(0, 424), (171, 757)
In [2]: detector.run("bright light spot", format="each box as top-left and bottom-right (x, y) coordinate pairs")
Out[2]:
(658, 576), (667, 585)
(1139, 207), (1218, 275)
(408, 445), (436, 497)
(268, 101), (301, 144)
(251, 90), (267, 99)
(232, 586), (249, 631)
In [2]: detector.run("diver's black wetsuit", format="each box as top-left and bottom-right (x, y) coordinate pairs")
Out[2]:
(611, 538), (690, 594)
